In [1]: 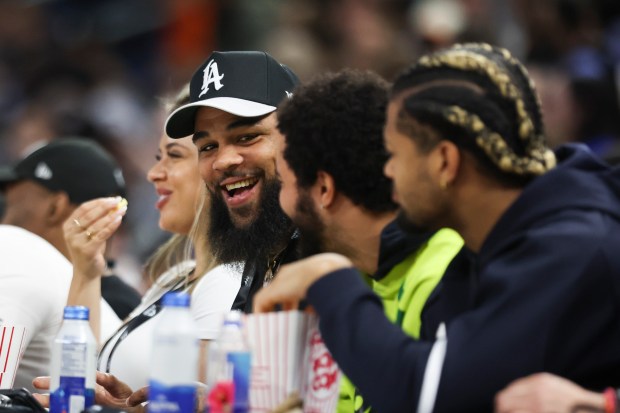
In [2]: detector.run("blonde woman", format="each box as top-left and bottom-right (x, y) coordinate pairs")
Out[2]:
(33, 88), (242, 407)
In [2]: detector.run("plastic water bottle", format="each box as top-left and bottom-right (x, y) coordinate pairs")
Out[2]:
(149, 292), (199, 413)
(206, 311), (251, 413)
(49, 306), (96, 413)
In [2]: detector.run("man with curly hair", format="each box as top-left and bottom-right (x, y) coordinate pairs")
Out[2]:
(276, 69), (463, 413)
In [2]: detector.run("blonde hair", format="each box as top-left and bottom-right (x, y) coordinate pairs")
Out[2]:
(186, 186), (217, 291)
(144, 233), (193, 285)
(143, 84), (216, 288)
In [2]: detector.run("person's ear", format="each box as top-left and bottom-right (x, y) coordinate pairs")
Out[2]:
(434, 140), (461, 189)
(315, 171), (336, 209)
(45, 192), (73, 226)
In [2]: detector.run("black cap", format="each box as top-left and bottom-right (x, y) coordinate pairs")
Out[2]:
(0, 138), (126, 204)
(165, 51), (299, 138)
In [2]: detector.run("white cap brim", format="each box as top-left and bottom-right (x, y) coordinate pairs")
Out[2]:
(165, 97), (277, 138)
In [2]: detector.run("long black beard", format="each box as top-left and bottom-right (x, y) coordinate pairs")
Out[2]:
(293, 191), (326, 259)
(208, 178), (294, 264)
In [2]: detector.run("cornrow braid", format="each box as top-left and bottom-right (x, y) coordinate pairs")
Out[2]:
(443, 105), (547, 175)
(451, 43), (545, 132)
(484, 45), (544, 132)
(392, 43), (556, 182)
(451, 44), (548, 148)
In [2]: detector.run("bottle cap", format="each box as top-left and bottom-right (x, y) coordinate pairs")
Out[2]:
(162, 292), (191, 307)
(223, 310), (243, 326)
(63, 306), (90, 320)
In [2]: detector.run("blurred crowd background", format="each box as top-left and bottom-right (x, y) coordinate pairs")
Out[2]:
(0, 0), (619, 292)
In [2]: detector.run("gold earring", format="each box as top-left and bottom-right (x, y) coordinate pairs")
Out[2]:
(440, 180), (448, 190)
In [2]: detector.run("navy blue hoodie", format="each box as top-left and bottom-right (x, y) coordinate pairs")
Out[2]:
(306, 145), (620, 412)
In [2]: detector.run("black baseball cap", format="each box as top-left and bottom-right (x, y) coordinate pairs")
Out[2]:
(165, 51), (299, 138)
(0, 138), (126, 204)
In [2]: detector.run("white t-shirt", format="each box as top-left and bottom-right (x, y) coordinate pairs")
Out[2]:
(97, 262), (242, 390)
(0, 225), (121, 390)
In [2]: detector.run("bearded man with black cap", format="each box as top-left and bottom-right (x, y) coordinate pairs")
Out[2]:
(0, 137), (132, 390)
(165, 51), (300, 312)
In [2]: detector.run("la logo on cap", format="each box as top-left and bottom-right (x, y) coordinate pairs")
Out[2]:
(34, 162), (52, 180)
(200, 59), (224, 97)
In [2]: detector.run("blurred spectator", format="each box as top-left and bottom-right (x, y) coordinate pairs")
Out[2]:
(526, 64), (579, 148)
(410, 0), (468, 49)
(0, 138), (127, 390)
(527, 59), (620, 154)
(510, 0), (620, 158)
(0, 0), (618, 284)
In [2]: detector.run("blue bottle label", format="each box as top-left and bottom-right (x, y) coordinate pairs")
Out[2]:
(148, 380), (196, 413)
(50, 377), (94, 413)
(228, 352), (250, 409)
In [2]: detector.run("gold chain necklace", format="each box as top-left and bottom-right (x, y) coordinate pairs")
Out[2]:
(263, 245), (289, 286)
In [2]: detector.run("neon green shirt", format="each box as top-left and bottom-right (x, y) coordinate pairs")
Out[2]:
(337, 227), (463, 413)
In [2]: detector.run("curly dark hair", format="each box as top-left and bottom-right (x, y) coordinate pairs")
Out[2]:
(277, 69), (396, 213)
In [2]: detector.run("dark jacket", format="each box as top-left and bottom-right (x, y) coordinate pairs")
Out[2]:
(374, 220), (435, 280)
(419, 246), (475, 340)
(306, 144), (620, 412)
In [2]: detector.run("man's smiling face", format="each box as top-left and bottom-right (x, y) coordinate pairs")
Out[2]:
(193, 107), (280, 228)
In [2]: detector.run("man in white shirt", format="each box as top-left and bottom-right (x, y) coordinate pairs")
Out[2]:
(0, 138), (126, 390)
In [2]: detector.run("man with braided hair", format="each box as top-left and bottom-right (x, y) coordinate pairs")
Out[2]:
(254, 43), (620, 413)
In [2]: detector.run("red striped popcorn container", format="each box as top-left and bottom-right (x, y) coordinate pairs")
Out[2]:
(243, 311), (340, 413)
(0, 324), (27, 389)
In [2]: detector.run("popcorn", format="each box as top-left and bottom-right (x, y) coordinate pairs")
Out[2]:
(115, 197), (128, 212)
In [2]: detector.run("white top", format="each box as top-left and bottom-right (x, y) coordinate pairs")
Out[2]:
(97, 262), (242, 390)
(0, 225), (121, 390)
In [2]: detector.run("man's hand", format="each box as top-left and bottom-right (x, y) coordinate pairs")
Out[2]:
(33, 373), (147, 413)
(95, 372), (147, 412)
(494, 373), (606, 413)
(32, 376), (51, 407)
(253, 253), (353, 313)
(127, 386), (148, 407)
